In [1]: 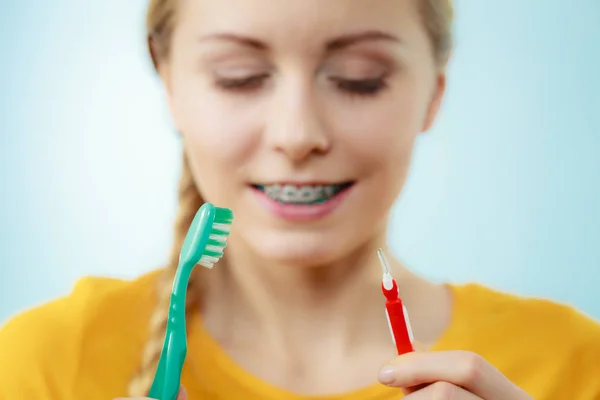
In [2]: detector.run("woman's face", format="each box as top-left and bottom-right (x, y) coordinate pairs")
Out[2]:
(160, 0), (445, 265)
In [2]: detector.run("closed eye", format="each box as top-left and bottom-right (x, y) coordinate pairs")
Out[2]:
(215, 74), (270, 91)
(214, 74), (389, 97)
(329, 77), (388, 96)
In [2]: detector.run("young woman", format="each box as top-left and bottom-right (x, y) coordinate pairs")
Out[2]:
(2, 1), (599, 399)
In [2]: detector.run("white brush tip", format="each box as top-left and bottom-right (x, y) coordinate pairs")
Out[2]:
(377, 248), (390, 274)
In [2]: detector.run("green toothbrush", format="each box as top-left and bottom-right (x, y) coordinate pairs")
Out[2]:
(148, 202), (234, 400)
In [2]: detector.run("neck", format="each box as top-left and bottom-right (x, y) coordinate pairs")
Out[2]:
(201, 233), (419, 356)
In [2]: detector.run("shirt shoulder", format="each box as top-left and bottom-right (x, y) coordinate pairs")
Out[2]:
(0, 270), (162, 400)
(446, 283), (600, 399)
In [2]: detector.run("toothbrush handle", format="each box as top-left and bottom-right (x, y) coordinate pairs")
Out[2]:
(385, 299), (414, 355)
(148, 293), (188, 400)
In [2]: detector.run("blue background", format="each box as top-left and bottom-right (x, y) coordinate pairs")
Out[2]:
(1, 0), (599, 323)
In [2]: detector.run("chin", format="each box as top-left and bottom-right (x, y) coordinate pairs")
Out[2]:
(245, 228), (355, 266)
(226, 180), (392, 267)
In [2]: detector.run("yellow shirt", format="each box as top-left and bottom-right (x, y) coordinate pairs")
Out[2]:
(1, 271), (599, 400)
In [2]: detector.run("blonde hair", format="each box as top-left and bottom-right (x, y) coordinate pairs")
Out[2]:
(128, 0), (454, 396)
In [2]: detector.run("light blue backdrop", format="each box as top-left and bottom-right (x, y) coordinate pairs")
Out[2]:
(1, 0), (599, 323)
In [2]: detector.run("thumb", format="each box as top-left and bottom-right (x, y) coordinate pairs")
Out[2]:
(412, 340), (427, 352)
(378, 341), (428, 395)
(403, 342), (430, 394)
(116, 386), (187, 400)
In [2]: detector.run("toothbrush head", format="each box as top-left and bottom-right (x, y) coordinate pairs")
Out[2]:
(179, 203), (234, 269)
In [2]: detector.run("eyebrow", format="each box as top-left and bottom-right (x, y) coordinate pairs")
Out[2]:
(196, 29), (401, 51)
(198, 33), (267, 50)
(326, 30), (401, 50)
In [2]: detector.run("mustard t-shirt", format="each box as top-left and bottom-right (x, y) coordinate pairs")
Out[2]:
(1, 271), (599, 400)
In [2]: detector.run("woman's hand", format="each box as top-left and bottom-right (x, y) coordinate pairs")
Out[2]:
(378, 351), (533, 399)
(114, 386), (187, 400)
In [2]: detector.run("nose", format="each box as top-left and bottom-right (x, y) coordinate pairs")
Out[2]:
(264, 80), (331, 162)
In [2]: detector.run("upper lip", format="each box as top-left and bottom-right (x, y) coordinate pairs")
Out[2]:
(251, 180), (355, 186)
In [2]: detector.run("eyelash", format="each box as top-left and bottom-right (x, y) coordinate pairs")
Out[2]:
(215, 75), (388, 97)
(329, 76), (388, 96)
(216, 74), (269, 91)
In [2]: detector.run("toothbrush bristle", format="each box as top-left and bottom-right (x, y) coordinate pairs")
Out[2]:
(212, 223), (231, 233)
(205, 244), (223, 253)
(198, 254), (221, 269)
(208, 233), (227, 242)
(196, 213), (233, 269)
(214, 207), (234, 224)
(198, 257), (215, 269)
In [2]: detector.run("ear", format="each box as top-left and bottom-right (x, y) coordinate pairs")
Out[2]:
(421, 72), (446, 132)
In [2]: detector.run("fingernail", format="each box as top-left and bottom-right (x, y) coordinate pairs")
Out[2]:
(378, 366), (396, 385)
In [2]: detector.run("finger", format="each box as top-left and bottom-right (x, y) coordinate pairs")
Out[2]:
(403, 381), (482, 399)
(177, 386), (188, 400)
(378, 351), (528, 400)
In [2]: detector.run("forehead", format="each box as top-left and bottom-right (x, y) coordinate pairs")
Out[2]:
(174, 0), (427, 51)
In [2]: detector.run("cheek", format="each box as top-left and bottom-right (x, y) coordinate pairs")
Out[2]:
(173, 80), (259, 149)
(332, 91), (424, 174)
(328, 82), (426, 214)
(170, 79), (263, 200)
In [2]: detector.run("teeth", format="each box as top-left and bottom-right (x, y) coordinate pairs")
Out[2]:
(281, 185), (296, 203)
(264, 185), (280, 197)
(259, 183), (349, 204)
